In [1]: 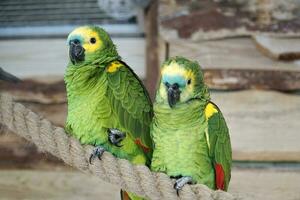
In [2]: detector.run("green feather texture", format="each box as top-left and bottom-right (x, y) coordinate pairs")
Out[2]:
(206, 103), (232, 190)
(151, 57), (232, 191)
(151, 101), (215, 189)
(64, 26), (153, 170)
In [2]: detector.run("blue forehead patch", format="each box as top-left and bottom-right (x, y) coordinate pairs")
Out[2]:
(162, 75), (186, 87)
(67, 34), (84, 45)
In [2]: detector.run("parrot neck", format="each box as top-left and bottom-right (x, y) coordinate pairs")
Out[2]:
(91, 53), (120, 66)
(64, 65), (103, 96)
(153, 100), (207, 129)
(64, 53), (120, 94)
(67, 52), (120, 68)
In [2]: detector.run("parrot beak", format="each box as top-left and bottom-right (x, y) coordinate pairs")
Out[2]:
(69, 39), (85, 64)
(0, 67), (21, 83)
(166, 83), (180, 108)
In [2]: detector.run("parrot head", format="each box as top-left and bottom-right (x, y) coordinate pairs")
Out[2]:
(67, 26), (119, 65)
(158, 57), (210, 108)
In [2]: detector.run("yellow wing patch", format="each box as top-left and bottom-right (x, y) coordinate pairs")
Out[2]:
(107, 61), (123, 73)
(205, 103), (218, 150)
(205, 103), (218, 120)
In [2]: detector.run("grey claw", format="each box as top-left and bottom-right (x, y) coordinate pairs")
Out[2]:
(108, 128), (126, 147)
(89, 146), (105, 164)
(174, 176), (193, 196)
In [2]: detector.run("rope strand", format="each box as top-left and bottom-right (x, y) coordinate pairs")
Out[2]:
(0, 93), (236, 200)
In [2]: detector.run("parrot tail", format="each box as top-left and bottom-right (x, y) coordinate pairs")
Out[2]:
(120, 190), (130, 200)
(215, 163), (225, 190)
(120, 190), (145, 200)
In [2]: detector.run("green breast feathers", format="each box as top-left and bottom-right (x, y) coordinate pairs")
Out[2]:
(151, 101), (215, 189)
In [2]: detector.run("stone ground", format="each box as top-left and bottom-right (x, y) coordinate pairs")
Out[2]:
(1, 39), (300, 200)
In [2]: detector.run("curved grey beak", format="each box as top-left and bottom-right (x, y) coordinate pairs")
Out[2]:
(166, 83), (180, 108)
(69, 39), (85, 64)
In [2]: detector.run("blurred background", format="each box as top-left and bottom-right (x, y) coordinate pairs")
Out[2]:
(1, 0), (300, 199)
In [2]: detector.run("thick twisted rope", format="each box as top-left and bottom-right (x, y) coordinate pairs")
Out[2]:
(0, 93), (236, 200)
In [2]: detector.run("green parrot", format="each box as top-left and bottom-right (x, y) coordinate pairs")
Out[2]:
(64, 26), (153, 200)
(151, 57), (232, 194)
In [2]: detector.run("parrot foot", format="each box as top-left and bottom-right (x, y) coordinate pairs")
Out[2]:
(174, 176), (193, 196)
(108, 128), (126, 147)
(89, 146), (105, 164)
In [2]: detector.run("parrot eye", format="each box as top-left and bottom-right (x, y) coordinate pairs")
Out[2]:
(187, 79), (191, 85)
(90, 37), (96, 44)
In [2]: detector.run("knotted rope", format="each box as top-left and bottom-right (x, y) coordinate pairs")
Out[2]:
(0, 93), (236, 200)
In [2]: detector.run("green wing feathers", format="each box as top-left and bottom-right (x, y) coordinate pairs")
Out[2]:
(205, 102), (232, 191)
(106, 61), (153, 154)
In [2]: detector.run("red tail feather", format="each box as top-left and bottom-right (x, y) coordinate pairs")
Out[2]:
(135, 138), (150, 153)
(215, 163), (225, 190)
(120, 190), (130, 200)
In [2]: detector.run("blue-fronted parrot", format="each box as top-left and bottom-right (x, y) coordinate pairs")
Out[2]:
(64, 26), (152, 200)
(151, 57), (232, 194)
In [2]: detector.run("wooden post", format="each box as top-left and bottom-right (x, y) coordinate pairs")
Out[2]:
(145, 0), (159, 100)
(256, 0), (271, 26)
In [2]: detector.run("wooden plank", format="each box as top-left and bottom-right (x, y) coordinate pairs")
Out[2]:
(0, 79), (66, 104)
(211, 90), (300, 162)
(159, 0), (300, 41)
(168, 38), (300, 70)
(0, 170), (120, 200)
(230, 168), (300, 200)
(253, 35), (300, 61)
(1, 168), (300, 200)
(166, 38), (300, 91)
(0, 128), (62, 169)
(0, 79), (67, 126)
(204, 69), (300, 91)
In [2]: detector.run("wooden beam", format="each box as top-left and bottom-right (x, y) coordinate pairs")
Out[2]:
(253, 35), (300, 61)
(0, 79), (66, 104)
(0, 127), (62, 168)
(145, 0), (159, 100)
(159, 0), (300, 41)
(204, 68), (300, 91)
